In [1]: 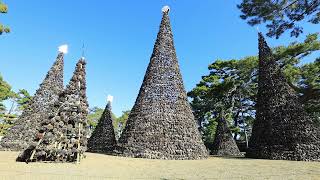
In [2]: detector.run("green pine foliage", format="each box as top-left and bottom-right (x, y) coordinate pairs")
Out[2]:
(0, 1), (9, 35)
(0, 74), (14, 102)
(87, 107), (105, 129)
(15, 89), (32, 110)
(0, 74), (16, 135)
(0, 74), (32, 136)
(114, 110), (130, 130)
(114, 110), (130, 138)
(238, 0), (320, 38)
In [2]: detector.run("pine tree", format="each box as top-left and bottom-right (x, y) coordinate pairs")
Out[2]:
(238, 0), (320, 38)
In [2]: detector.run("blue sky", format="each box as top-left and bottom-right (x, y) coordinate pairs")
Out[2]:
(0, 1), (319, 116)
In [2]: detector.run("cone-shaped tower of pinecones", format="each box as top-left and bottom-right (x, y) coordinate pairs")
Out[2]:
(87, 99), (117, 153)
(0, 51), (64, 151)
(118, 6), (208, 160)
(212, 110), (241, 156)
(17, 58), (89, 163)
(246, 33), (320, 161)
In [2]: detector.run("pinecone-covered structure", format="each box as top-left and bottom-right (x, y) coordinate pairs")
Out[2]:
(0, 52), (64, 151)
(212, 111), (241, 156)
(17, 58), (89, 163)
(118, 6), (208, 160)
(246, 33), (320, 161)
(87, 100), (117, 153)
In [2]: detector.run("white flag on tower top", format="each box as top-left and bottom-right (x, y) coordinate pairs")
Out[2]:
(107, 95), (114, 103)
(58, 44), (68, 54)
(162, 6), (170, 13)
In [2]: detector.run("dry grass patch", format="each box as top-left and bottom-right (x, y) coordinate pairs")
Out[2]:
(0, 151), (319, 179)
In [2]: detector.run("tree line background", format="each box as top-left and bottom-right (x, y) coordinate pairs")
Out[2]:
(0, 1), (319, 152)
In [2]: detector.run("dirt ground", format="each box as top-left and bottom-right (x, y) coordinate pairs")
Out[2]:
(0, 151), (319, 180)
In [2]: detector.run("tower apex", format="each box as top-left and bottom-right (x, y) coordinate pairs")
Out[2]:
(107, 95), (113, 103)
(162, 5), (170, 13)
(58, 44), (68, 54)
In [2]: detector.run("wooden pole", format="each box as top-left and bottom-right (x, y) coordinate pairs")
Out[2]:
(76, 123), (82, 164)
(29, 132), (46, 161)
(57, 134), (63, 149)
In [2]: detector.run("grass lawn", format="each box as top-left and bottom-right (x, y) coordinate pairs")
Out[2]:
(0, 151), (319, 180)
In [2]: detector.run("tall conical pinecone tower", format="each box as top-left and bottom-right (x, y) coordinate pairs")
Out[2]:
(17, 58), (89, 163)
(118, 6), (208, 160)
(0, 46), (66, 151)
(212, 111), (241, 156)
(246, 33), (320, 161)
(87, 95), (117, 153)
